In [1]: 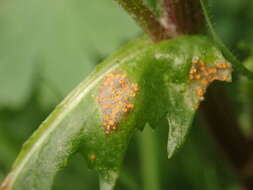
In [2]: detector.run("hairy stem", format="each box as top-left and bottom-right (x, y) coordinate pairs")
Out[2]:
(115, 0), (173, 41)
(162, 0), (204, 35)
(115, 0), (205, 42)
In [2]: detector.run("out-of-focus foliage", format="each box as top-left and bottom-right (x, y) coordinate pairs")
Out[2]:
(211, 0), (253, 49)
(0, 0), (140, 109)
(0, 0), (252, 189)
(238, 47), (253, 135)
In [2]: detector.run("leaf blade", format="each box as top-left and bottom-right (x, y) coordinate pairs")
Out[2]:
(0, 35), (232, 190)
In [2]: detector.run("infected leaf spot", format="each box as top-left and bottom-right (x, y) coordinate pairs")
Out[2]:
(0, 174), (12, 190)
(97, 71), (139, 135)
(189, 57), (232, 109)
(89, 154), (97, 161)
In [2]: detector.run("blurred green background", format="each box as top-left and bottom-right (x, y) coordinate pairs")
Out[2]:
(0, 0), (252, 189)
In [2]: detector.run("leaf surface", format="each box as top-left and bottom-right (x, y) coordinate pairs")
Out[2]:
(0, 35), (232, 190)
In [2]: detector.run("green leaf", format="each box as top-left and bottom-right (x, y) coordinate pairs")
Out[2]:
(0, 35), (232, 190)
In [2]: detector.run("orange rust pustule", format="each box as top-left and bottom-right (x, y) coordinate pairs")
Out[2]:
(88, 154), (97, 161)
(189, 58), (231, 102)
(96, 72), (139, 135)
(0, 174), (12, 190)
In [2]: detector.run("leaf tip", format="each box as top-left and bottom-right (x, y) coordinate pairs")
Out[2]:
(99, 170), (119, 190)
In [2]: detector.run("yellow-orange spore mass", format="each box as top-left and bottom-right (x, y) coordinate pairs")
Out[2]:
(189, 58), (231, 104)
(97, 72), (139, 135)
(88, 154), (96, 160)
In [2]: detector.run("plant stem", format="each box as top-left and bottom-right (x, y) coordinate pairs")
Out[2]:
(200, 0), (253, 81)
(138, 126), (161, 190)
(162, 0), (204, 35)
(115, 0), (205, 42)
(115, 0), (173, 42)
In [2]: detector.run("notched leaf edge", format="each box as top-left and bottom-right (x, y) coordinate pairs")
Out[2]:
(167, 54), (232, 158)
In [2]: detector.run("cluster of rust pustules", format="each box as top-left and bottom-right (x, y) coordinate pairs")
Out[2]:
(189, 58), (231, 103)
(97, 72), (139, 135)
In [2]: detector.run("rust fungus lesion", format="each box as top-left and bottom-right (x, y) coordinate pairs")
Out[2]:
(96, 71), (139, 135)
(0, 174), (12, 190)
(189, 57), (232, 108)
(88, 153), (97, 161)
